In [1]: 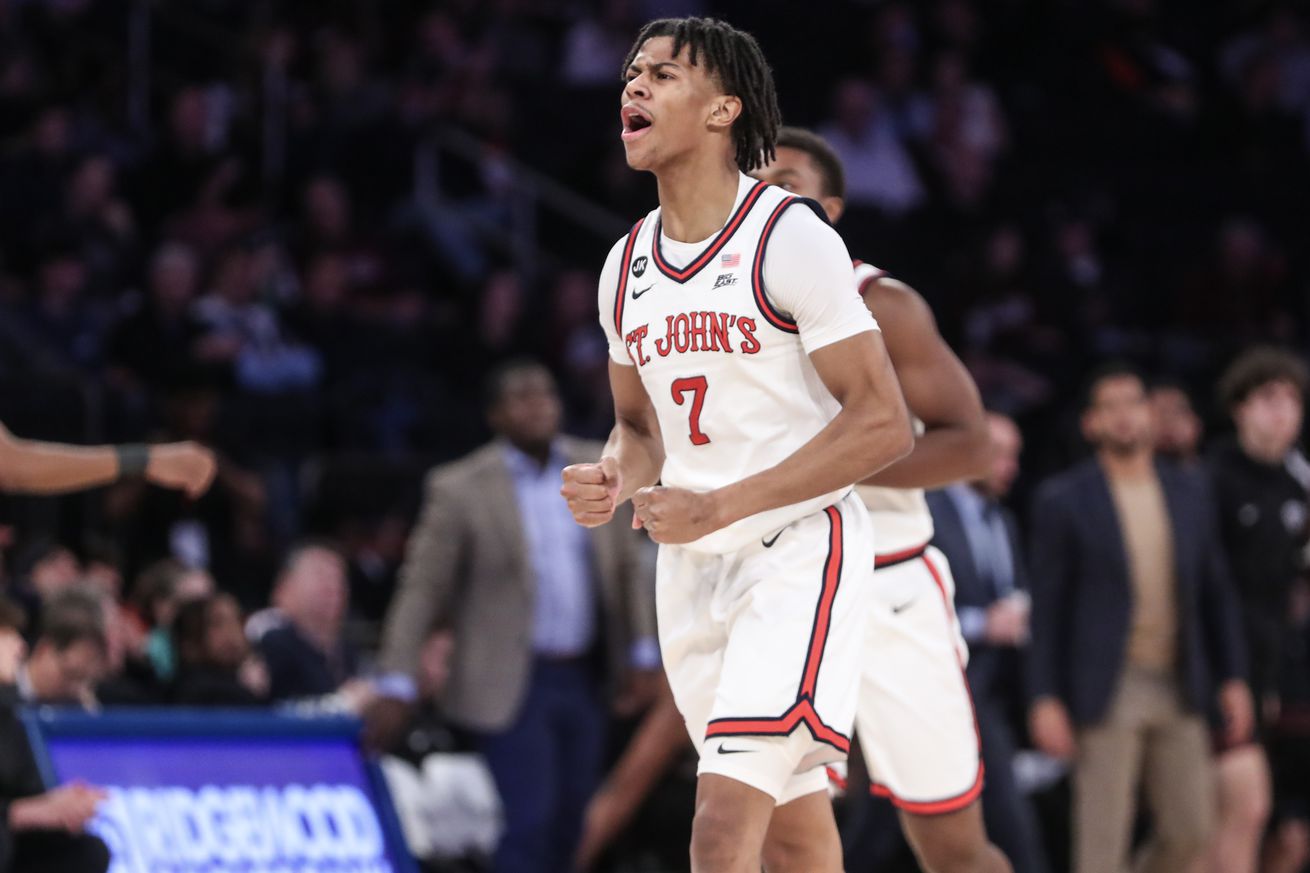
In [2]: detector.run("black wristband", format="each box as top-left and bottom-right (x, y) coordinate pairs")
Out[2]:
(114, 444), (150, 478)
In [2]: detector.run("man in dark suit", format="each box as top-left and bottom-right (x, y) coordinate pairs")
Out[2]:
(370, 359), (657, 873)
(928, 412), (1047, 873)
(1027, 364), (1252, 873)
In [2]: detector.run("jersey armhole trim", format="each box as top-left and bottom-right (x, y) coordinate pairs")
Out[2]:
(613, 217), (646, 337)
(751, 197), (811, 336)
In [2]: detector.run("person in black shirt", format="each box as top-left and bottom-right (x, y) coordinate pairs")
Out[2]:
(171, 593), (269, 706)
(1206, 347), (1310, 873)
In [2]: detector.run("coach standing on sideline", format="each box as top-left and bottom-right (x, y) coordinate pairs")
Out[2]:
(1026, 364), (1252, 873)
(370, 359), (658, 873)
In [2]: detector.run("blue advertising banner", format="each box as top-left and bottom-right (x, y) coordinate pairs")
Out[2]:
(21, 708), (418, 873)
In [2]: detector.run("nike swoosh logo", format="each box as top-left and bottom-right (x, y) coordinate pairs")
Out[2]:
(891, 599), (916, 614)
(761, 529), (785, 548)
(632, 284), (655, 299)
(716, 745), (753, 755)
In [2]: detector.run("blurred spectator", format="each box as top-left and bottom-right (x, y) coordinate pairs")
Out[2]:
(1221, 6), (1310, 118)
(190, 244), (321, 395)
(132, 86), (231, 228)
(563, 0), (638, 86)
(11, 539), (80, 622)
(1203, 347), (1310, 873)
(929, 412), (1047, 873)
(52, 154), (137, 295)
(1150, 380), (1204, 467)
(0, 597), (110, 873)
(371, 360), (657, 873)
(171, 592), (269, 706)
(1177, 218), (1292, 342)
(910, 51), (1009, 209)
(818, 78), (926, 214)
(18, 248), (103, 374)
(124, 558), (213, 685)
(1028, 365), (1251, 873)
(105, 242), (204, 394)
(249, 541), (370, 711)
(18, 587), (107, 708)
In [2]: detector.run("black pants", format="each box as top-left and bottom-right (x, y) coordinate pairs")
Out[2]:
(11, 830), (110, 873)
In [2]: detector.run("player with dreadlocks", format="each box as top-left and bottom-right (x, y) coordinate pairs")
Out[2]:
(561, 17), (912, 873)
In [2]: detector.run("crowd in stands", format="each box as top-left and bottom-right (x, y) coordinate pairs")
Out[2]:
(1, 0), (1310, 871)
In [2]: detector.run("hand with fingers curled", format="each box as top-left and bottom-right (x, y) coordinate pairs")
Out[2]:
(561, 457), (624, 527)
(630, 486), (722, 545)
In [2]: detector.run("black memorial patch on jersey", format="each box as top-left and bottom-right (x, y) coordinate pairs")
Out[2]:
(631, 255), (648, 277)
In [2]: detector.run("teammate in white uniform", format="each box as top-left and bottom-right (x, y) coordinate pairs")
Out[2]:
(754, 128), (1013, 873)
(560, 19), (913, 873)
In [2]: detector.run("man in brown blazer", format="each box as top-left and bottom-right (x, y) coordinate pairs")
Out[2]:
(371, 359), (658, 873)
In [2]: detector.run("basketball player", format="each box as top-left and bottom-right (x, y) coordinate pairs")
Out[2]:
(753, 128), (1013, 873)
(560, 17), (913, 873)
(0, 421), (215, 497)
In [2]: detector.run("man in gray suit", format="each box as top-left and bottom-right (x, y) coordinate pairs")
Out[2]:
(371, 359), (658, 873)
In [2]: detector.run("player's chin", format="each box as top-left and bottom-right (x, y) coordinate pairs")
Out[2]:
(622, 140), (656, 171)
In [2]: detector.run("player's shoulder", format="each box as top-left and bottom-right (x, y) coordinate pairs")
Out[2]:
(763, 195), (846, 265)
(855, 268), (933, 324)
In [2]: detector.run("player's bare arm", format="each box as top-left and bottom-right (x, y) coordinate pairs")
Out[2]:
(634, 329), (912, 544)
(561, 360), (665, 528)
(859, 276), (990, 489)
(0, 421), (217, 498)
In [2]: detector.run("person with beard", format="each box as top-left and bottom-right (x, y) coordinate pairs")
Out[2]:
(1026, 364), (1252, 873)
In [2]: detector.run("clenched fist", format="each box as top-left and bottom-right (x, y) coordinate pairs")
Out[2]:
(631, 486), (721, 544)
(561, 457), (623, 527)
(146, 442), (217, 499)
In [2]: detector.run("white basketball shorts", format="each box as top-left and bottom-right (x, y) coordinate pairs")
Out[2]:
(656, 490), (874, 805)
(853, 543), (984, 815)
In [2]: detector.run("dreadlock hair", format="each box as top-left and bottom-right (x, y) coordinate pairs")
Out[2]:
(621, 18), (781, 172)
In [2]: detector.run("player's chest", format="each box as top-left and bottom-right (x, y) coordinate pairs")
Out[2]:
(617, 267), (772, 370)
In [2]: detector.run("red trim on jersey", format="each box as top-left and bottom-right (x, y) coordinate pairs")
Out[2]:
(751, 198), (803, 335)
(613, 217), (646, 339)
(852, 259), (890, 299)
(865, 550), (987, 816)
(874, 541), (931, 569)
(704, 504), (850, 754)
(651, 180), (768, 284)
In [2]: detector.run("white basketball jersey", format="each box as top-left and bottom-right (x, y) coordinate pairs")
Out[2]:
(600, 174), (878, 555)
(850, 260), (935, 556)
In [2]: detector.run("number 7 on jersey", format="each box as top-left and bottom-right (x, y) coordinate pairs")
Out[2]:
(671, 376), (711, 446)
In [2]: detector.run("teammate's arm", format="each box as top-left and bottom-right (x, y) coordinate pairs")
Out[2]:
(0, 421), (216, 498)
(859, 278), (990, 489)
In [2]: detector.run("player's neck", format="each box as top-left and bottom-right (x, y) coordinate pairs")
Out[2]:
(656, 156), (741, 243)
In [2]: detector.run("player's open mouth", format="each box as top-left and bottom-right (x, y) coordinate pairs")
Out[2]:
(621, 104), (653, 141)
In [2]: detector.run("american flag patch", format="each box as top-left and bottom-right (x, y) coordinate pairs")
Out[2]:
(721, 252), (741, 267)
